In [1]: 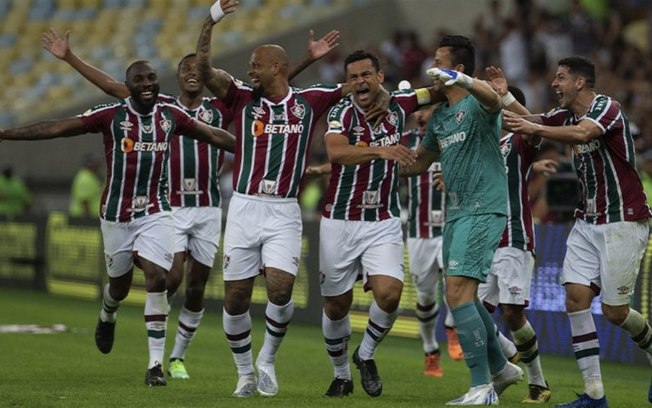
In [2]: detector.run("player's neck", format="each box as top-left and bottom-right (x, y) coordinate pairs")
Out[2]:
(445, 87), (467, 107)
(179, 92), (202, 109)
(263, 81), (290, 102)
(571, 90), (596, 117)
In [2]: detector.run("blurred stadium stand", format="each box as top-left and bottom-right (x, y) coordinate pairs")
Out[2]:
(0, 0), (367, 128)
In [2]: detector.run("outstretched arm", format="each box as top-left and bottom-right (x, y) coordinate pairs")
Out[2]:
(1, 118), (88, 141)
(196, 1), (239, 99)
(399, 145), (439, 176)
(427, 68), (501, 113)
(325, 133), (416, 167)
(288, 29), (340, 81)
(42, 28), (129, 98)
(503, 111), (600, 144)
(186, 121), (236, 153)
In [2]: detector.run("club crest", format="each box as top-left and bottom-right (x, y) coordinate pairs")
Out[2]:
(455, 110), (466, 124)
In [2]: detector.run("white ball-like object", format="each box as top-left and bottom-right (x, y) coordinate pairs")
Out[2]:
(398, 80), (411, 90)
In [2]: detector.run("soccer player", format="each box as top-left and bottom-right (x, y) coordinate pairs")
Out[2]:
(401, 105), (463, 378)
(0, 60), (235, 386)
(478, 78), (554, 403)
(400, 35), (523, 405)
(504, 55), (652, 408)
(195, 0), (353, 397)
(319, 50), (435, 398)
(42, 24), (340, 381)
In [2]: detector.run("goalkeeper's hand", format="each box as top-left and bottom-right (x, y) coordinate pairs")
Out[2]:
(210, 0), (238, 23)
(426, 68), (473, 89)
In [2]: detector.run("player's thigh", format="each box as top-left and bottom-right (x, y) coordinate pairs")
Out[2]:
(186, 207), (222, 268)
(407, 237), (441, 292)
(493, 247), (534, 306)
(320, 218), (364, 297)
(171, 206), (191, 254)
(100, 218), (136, 278)
(133, 211), (175, 272)
(561, 220), (601, 289)
(599, 220), (649, 306)
(223, 196), (263, 281)
(444, 214), (506, 282)
(261, 201), (302, 276)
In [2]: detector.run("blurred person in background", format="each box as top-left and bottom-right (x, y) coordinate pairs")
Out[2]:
(69, 153), (103, 218)
(0, 165), (31, 217)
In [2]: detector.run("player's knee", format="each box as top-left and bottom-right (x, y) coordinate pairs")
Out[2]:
(602, 303), (629, 325)
(501, 305), (525, 329)
(268, 287), (292, 306)
(166, 269), (183, 295)
(376, 292), (401, 313)
(224, 289), (252, 315)
(185, 282), (206, 302)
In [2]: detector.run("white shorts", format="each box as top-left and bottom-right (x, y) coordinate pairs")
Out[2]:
(222, 193), (302, 281)
(100, 211), (174, 278)
(479, 246), (534, 308)
(320, 217), (404, 297)
(407, 236), (444, 294)
(172, 206), (222, 267)
(562, 218), (649, 306)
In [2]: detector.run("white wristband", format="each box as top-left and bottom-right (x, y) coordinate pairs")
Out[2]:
(210, 1), (226, 23)
(501, 92), (516, 107)
(457, 73), (473, 89)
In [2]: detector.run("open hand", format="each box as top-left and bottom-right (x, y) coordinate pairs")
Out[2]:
(42, 28), (70, 60)
(307, 29), (340, 61)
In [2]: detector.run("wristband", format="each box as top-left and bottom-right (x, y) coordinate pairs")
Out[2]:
(210, 1), (226, 23)
(501, 92), (516, 107)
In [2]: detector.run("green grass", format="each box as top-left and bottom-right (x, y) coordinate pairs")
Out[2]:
(0, 287), (649, 407)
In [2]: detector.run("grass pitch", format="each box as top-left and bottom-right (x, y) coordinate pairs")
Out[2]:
(0, 287), (649, 407)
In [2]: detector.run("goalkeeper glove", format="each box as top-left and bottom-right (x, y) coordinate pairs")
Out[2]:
(426, 68), (473, 89)
(210, 0), (226, 23)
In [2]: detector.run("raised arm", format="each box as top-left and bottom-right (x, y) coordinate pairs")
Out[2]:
(42, 28), (129, 99)
(185, 121), (236, 153)
(1, 118), (88, 141)
(427, 68), (501, 113)
(485, 66), (529, 115)
(196, 1), (239, 99)
(288, 29), (340, 81)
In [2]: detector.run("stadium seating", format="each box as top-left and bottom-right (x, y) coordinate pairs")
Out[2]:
(0, 0), (360, 127)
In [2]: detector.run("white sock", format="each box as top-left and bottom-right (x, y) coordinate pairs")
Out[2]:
(169, 306), (204, 361)
(223, 308), (254, 376)
(568, 309), (603, 399)
(144, 291), (168, 369)
(322, 310), (352, 380)
(257, 300), (294, 366)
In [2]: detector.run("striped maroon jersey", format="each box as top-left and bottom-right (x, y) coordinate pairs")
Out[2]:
(322, 90), (421, 221)
(222, 79), (342, 198)
(79, 98), (197, 222)
(401, 128), (444, 238)
(542, 94), (651, 224)
(499, 133), (537, 252)
(158, 94), (232, 208)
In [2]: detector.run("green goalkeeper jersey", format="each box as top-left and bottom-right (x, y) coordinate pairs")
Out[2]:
(422, 93), (506, 221)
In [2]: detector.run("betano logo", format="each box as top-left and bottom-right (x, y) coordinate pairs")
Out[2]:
(121, 138), (168, 153)
(251, 120), (304, 137)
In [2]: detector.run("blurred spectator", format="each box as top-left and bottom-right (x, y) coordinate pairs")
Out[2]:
(0, 165), (31, 217)
(69, 154), (103, 218)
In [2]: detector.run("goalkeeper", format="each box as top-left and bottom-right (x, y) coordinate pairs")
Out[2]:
(400, 35), (522, 405)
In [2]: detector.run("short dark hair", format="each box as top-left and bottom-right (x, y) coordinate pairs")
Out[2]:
(558, 56), (595, 88)
(343, 50), (381, 73)
(439, 35), (475, 76)
(508, 85), (526, 107)
(177, 53), (197, 71)
(126, 60), (152, 79)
